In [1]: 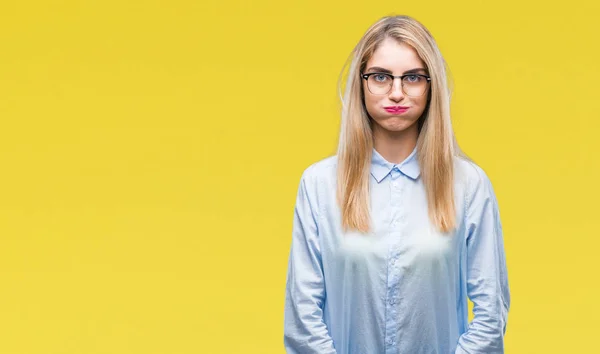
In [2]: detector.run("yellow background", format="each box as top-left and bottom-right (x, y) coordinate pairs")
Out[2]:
(1, 0), (598, 353)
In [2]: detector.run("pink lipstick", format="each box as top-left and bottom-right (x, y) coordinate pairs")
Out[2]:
(384, 106), (409, 114)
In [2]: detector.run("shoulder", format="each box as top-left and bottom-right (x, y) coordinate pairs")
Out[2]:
(454, 155), (498, 210)
(296, 155), (338, 213)
(299, 154), (338, 186)
(455, 156), (490, 187)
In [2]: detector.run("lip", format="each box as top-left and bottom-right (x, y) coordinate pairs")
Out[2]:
(384, 106), (409, 114)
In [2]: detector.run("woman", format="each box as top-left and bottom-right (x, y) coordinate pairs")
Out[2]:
(283, 15), (510, 354)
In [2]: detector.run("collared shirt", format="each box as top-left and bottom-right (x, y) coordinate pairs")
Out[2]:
(283, 147), (510, 354)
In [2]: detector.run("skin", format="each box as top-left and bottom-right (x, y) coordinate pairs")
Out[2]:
(363, 37), (431, 164)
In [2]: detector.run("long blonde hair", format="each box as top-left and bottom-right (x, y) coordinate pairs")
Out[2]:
(336, 15), (465, 234)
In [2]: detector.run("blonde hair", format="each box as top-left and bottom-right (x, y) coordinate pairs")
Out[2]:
(336, 15), (466, 234)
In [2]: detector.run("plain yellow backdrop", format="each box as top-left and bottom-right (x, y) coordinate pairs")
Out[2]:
(1, 0), (599, 353)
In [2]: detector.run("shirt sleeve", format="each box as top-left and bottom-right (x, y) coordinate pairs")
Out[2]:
(284, 168), (337, 354)
(455, 165), (511, 354)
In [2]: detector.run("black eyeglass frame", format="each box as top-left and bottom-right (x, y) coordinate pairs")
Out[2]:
(360, 72), (432, 96)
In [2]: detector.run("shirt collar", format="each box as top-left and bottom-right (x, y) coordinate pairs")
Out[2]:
(370, 146), (421, 183)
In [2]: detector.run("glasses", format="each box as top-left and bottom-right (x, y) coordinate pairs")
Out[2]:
(361, 72), (431, 96)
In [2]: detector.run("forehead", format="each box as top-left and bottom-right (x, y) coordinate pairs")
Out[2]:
(366, 38), (425, 73)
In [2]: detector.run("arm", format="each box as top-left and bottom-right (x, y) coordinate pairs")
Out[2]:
(283, 169), (336, 354)
(455, 166), (511, 354)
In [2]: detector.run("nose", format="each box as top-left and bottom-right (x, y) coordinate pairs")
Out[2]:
(388, 78), (405, 101)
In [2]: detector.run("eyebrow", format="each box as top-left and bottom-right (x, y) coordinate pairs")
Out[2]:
(365, 66), (428, 75)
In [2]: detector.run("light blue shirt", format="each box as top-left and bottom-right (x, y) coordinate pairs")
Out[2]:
(283, 147), (510, 354)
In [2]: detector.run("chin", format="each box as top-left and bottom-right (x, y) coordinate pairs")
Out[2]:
(381, 120), (418, 133)
(385, 127), (411, 133)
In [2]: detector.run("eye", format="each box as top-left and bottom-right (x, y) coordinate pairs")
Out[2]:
(373, 74), (390, 83)
(404, 74), (421, 83)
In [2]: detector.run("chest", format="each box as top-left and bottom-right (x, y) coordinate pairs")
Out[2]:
(320, 176), (466, 271)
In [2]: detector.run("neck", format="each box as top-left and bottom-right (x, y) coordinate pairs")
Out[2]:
(372, 123), (418, 164)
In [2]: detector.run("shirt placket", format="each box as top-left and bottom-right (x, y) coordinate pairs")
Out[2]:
(385, 166), (407, 354)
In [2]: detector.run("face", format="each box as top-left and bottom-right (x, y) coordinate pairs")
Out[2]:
(362, 37), (430, 135)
